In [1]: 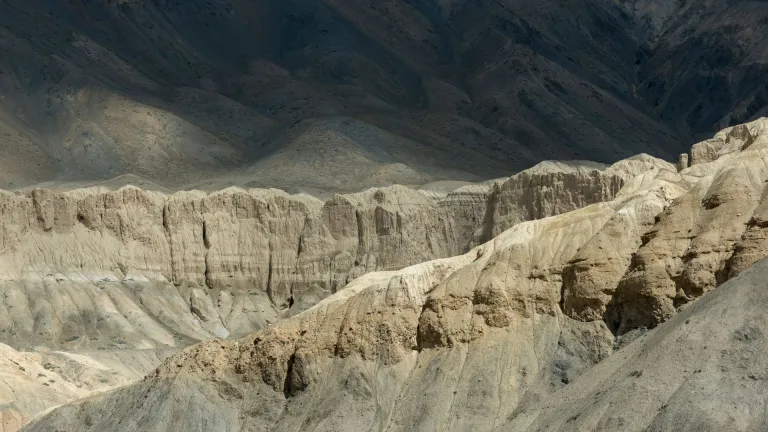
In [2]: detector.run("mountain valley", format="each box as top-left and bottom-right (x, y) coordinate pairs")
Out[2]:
(1, 0), (768, 430)
(0, 118), (759, 430)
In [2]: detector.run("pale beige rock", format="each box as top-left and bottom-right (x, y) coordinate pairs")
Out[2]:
(0, 344), (172, 432)
(502, 256), (768, 432)
(562, 168), (687, 321)
(25, 119), (768, 432)
(608, 122), (768, 333)
(21, 159), (686, 431)
(690, 117), (768, 165)
(437, 183), (493, 251)
(21, 119), (768, 432)
(482, 155), (674, 241)
(0, 164), (641, 353)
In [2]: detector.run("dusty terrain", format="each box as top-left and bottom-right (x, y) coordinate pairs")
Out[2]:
(0, 149), (664, 428)
(10, 118), (768, 431)
(1, 1), (768, 429)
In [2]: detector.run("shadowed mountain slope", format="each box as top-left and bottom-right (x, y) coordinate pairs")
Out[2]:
(2, 0), (767, 190)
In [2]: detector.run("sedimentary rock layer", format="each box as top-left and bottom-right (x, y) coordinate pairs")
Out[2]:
(22, 118), (768, 432)
(0, 158), (654, 351)
(17, 162), (687, 432)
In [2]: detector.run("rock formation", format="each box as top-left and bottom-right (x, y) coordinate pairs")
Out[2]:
(504, 255), (768, 432)
(15, 163), (685, 431)
(13, 118), (768, 431)
(0, 157), (655, 354)
(607, 119), (768, 333)
(0, 0), (767, 429)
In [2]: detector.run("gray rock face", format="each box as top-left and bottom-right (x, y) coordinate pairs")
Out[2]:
(483, 162), (624, 240)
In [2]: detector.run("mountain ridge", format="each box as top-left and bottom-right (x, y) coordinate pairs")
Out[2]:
(9, 0), (768, 189)
(16, 117), (768, 432)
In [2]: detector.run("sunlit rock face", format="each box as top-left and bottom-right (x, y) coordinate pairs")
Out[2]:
(25, 118), (768, 432)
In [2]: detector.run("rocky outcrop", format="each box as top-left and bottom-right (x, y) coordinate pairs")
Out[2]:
(503, 255), (768, 432)
(437, 183), (493, 249)
(18, 164), (687, 432)
(22, 118), (768, 432)
(561, 168), (687, 322)
(0, 156), (675, 352)
(482, 156), (675, 241)
(0, 150), (686, 432)
(607, 119), (768, 333)
(0, 185), (465, 346)
(689, 122), (767, 165)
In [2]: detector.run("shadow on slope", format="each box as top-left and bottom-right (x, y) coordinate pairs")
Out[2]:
(505, 256), (768, 431)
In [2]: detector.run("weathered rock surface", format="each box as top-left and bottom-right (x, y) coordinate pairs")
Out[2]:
(0, 149), (676, 431)
(607, 118), (768, 333)
(482, 155), (675, 240)
(502, 255), (768, 432)
(0, 345), (173, 432)
(17, 164), (686, 431)
(0, 155), (665, 354)
(22, 118), (768, 432)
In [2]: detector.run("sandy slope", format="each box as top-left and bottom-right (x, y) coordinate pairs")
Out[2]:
(503, 255), (768, 431)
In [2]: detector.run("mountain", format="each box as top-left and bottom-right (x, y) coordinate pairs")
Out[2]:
(3, 1), (768, 430)
(13, 118), (768, 431)
(0, 148), (664, 427)
(2, 0), (767, 190)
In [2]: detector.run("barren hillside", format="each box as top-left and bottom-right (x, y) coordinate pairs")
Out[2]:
(2, 1), (768, 430)
(2, 0), (767, 191)
(15, 119), (768, 431)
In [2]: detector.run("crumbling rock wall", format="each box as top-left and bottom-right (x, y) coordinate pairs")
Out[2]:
(23, 118), (768, 432)
(0, 156), (671, 351)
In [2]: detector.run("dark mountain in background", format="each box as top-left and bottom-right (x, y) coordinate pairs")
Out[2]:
(2, 2), (768, 430)
(0, 0), (766, 190)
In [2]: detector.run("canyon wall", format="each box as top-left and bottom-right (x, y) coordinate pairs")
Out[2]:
(21, 118), (768, 432)
(0, 158), (659, 351)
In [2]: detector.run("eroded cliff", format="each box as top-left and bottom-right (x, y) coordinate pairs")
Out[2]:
(21, 118), (768, 432)
(0, 155), (653, 354)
